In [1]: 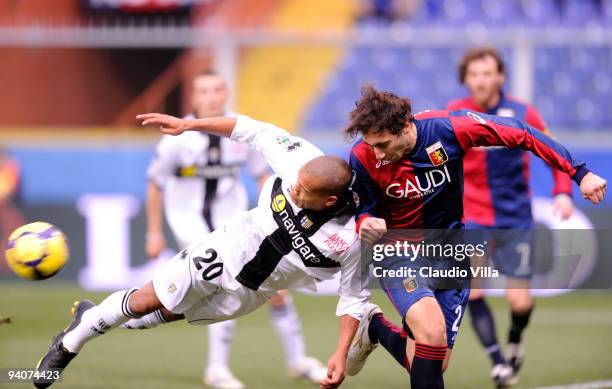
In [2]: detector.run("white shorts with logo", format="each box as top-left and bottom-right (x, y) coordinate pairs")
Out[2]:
(152, 239), (273, 325)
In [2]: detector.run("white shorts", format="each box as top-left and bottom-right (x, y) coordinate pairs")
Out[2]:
(152, 239), (273, 325)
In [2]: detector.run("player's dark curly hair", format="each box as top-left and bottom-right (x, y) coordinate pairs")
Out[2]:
(344, 84), (414, 139)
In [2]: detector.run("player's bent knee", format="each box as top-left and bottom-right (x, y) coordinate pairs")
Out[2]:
(506, 290), (533, 314)
(405, 297), (447, 345)
(159, 307), (184, 322)
(410, 321), (447, 345)
(422, 327), (447, 346)
(508, 298), (533, 315)
(128, 282), (164, 316)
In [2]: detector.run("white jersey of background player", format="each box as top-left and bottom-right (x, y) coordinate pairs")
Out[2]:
(35, 114), (369, 389)
(143, 71), (325, 388)
(147, 110), (267, 248)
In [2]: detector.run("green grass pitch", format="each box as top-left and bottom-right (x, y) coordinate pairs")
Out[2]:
(1, 282), (611, 388)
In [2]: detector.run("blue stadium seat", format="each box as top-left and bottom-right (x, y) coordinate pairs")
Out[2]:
(305, 43), (607, 132)
(533, 96), (555, 123)
(479, 0), (523, 27)
(519, 0), (561, 27)
(304, 47), (475, 129)
(365, 0), (604, 27)
(439, 0), (485, 27)
(590, 71), (612, 97)
(534, 47), (611, 129)
(561, 0), (602, 27)
(604, 0), (612, 25)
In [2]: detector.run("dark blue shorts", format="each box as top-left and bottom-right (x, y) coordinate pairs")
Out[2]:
(465, 223), (534, 279)
(376, 256), (470, 349)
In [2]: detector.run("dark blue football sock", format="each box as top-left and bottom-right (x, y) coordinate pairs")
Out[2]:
(368, 313), (410, 371)
(509, 306), (533, 344)
(469, 297), (505, 366)
(411, 342), (447, 388)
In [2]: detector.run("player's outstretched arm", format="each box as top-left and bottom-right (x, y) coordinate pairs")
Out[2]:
(452, 111), (607, 204)
(139, 113), (323, 183)
(137, 113), (237, 138)
(321, 314), (359, 389)
(327, 240), (370, 387)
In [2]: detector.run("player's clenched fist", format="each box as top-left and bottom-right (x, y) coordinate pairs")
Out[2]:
(580, 172), (607, 204)
(137, 113), (188, 136)
(359, 216), (387, 244)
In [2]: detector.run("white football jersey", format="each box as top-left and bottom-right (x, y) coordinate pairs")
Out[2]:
(147, 113), (268, 247)
(201, 115), (369, 319)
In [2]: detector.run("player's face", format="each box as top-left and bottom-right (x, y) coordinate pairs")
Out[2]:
(464, 55), (505, 108)
(291, 170), (336, 211)
(363, 129), (412, 162)
(191, 75), (229, 118)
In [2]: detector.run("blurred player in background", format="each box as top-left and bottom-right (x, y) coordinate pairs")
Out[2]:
(34, 113), (369, 389)
(447, 47), (574, 386)
(141, 71), (325, 388)
(344, 85), (605, 389)
(0, 149), (25, 273)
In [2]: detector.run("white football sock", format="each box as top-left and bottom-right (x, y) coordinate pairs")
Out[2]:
(121, 310), (168, 329)
(268, 294), (306, 368)
(205, 320), (236, 371)
(62, 288), (139, 353)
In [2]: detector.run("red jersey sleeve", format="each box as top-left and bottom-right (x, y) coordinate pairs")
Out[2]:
(451, 110), (590, 184)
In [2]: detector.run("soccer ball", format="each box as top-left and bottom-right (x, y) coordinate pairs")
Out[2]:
(5, 222), (69, 280)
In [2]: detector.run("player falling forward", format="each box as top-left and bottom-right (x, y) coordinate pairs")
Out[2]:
(344, 85), (606, 388)
(447, 46), (575, 386)
(34, 114), (369, 389)
(143, 70), (326, 388)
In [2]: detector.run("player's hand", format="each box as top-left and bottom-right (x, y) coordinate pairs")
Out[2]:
(137, 113), (188, 136)
(320, 351), (347, 389)
(553, 193), (574, 220)
(359, 217), (387, 244)
(145, 232), (166, 259)
(579, 172), (607, 204)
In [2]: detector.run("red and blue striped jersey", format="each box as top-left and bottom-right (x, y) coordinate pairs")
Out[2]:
(448, 92), (573, 227)
(349, 109), (589, 230)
